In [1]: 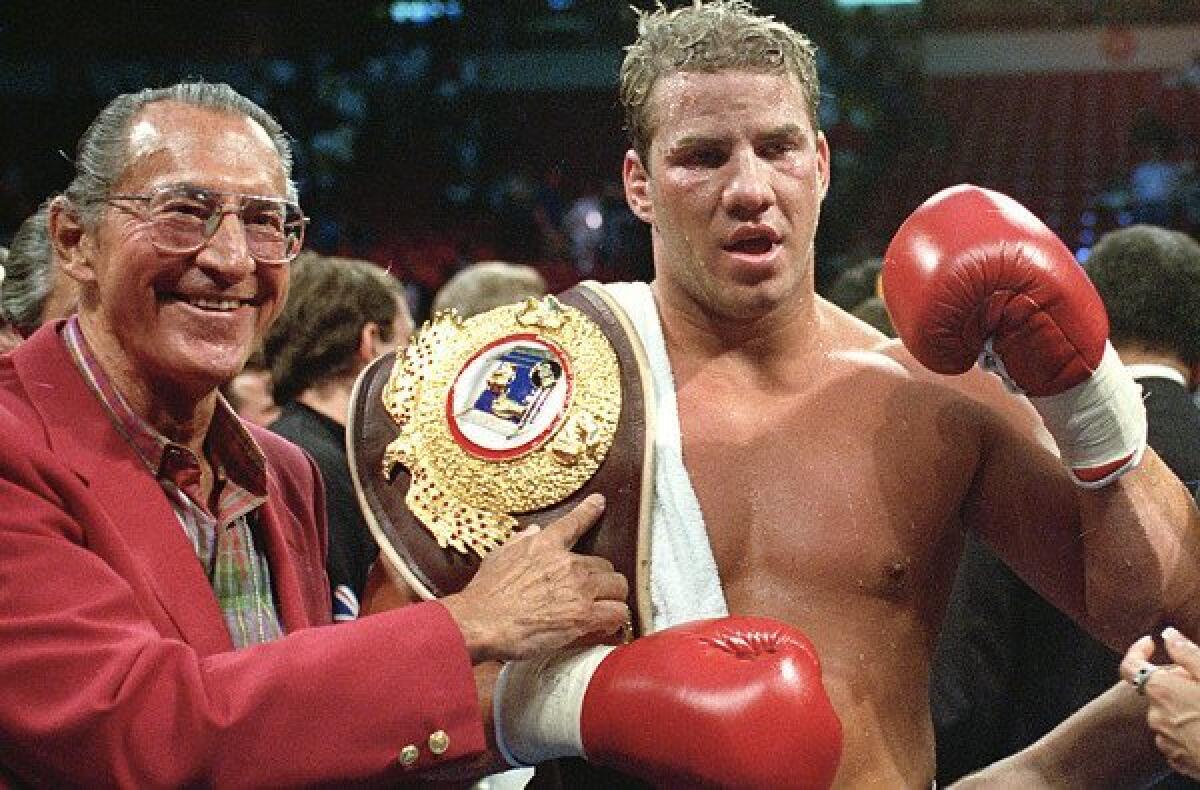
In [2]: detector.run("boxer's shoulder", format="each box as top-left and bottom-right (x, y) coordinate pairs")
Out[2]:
(826, 336), (977, 397)
(858, 336), (1012, 399)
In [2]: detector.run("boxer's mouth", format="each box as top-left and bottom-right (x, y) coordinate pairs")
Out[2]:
(723, 227), (781, 256)
(724, 237), (776, 255)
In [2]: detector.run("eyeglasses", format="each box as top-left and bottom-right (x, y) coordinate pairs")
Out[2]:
(107, 185), (308, 264)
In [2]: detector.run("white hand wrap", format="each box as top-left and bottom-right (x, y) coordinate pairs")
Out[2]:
(493, 645), (614, 767)
(1028, 342), (1147, 488)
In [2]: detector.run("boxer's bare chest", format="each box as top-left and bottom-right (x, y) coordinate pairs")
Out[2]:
(672, 353), (978, 616)
(667, 342), (978, 786)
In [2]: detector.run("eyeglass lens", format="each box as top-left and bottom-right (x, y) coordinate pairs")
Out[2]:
(149, 188), (303, 262)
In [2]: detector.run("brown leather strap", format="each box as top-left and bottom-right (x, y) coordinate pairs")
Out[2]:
(347, 282), (654, 636)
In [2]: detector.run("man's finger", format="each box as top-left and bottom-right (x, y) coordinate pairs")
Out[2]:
(507, 523), (543, 543)
(573, 554), (616, 575)
(540, 494), (606, 548)
(590, 599), (632, 634)
(1163, 627), (1200, 678)
(1120, 634), (1157, 684)
(590, 569), (630, 603)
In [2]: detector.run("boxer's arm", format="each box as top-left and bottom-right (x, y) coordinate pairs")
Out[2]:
(494, 616), (842, 788)
(884, 184), (1200, 649)
(949, 682), (1166, 789)
(968, 387), (1200, 650)
(1072, 452), (1200, 648)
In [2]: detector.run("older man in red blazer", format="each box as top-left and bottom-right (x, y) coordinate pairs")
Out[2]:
(0, 82), (630, 787)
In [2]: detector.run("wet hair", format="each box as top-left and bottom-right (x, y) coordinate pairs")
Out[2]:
(1085, 224), (1200, 366)
(62, 81), (296, 228)
(620, 0), (820, 165)
(264, 252), (409, 404)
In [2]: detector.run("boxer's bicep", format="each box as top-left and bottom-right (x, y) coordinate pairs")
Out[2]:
(973, 394), (1200, 647)
(964, 390), (1091, 624)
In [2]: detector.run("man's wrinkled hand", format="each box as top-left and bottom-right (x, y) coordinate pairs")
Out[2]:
(441, 494), (630, 663)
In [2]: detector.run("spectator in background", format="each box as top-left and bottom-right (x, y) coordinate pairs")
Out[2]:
(563, 183), (606, 275)
(221, 349), (279, 427)
(490, 173), (543, 262)
(1167, 50), (1200, 91)
(849, 295), (894, 337)
(431, 260), (546, 319)
(598, 180), (652, 282)
(823, 254), (882, 313)
(821, 255), (893, 337)
(264, 251), (413, 620)
(0, 199), (79, 349)
(0, 247), (15, 354)
(934, 223), (1200, 787)
(1126, 109), (1189, 227)
(1130, 143), (1186, 226)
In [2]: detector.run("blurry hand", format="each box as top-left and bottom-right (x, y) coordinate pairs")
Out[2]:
(440, 494), (630, 663)
(1120, 628), (1200, 779)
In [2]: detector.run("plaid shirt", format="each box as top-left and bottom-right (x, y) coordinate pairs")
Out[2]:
(64, 317), (283, 648)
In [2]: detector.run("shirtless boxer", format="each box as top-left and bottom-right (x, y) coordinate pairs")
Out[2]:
(368, 3), (1200, 786)
(576, 2), (1200, 786)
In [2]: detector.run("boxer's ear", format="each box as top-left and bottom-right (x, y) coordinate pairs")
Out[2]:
(815, 129), (831, 202)
(623, 149), (654, 225)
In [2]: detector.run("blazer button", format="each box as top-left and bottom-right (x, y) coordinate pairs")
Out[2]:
(428, 729), (450, 755)
(398, 744), (420, 767)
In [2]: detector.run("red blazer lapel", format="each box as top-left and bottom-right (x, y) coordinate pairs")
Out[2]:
(12, 324), (234, 655)
(257, 468), (313, 632)
(246, 421), (332, 630)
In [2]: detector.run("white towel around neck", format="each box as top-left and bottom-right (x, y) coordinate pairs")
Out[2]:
(600, 281), (729, 631)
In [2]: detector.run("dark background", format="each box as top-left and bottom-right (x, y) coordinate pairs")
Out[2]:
(2, 0), (1197, 317)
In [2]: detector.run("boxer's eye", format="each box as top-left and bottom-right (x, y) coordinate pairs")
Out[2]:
(673, 145), (727, 169)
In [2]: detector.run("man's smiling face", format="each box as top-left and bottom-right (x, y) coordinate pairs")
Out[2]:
(73, 100), (291, 404)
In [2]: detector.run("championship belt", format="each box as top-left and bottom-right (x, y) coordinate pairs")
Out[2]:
(347, 281), (655, 637)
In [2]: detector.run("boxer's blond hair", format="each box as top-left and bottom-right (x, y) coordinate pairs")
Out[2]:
(620, 1), (821, 167)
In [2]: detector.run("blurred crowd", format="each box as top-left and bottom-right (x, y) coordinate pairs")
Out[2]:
(0, 4), (925, 324)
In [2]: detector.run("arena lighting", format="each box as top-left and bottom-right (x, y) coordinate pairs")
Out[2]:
(388, 1), (463, 25)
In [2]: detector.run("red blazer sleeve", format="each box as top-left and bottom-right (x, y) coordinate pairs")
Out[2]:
(0, 416), (486, 787)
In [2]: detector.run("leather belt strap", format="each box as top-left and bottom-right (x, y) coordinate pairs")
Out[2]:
(347, 281), (655, 636)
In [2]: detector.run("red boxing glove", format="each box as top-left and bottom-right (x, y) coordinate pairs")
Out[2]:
(881, 185), (1146, 486)
(496, 616), (842, 789)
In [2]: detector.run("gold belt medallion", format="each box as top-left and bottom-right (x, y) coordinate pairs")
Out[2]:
(379, 295), (621, 558)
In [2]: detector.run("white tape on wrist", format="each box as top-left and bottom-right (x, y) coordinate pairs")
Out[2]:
(493, 645), (615, 767)
(1029, 342), (1147, 488)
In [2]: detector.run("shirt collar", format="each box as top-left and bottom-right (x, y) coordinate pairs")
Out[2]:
(62, 315), (267, 497)
(1126, 362), (1188, 388)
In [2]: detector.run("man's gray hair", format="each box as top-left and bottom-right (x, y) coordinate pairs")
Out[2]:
(1, 199), (53, 335)
(64, 81), (297, 227)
